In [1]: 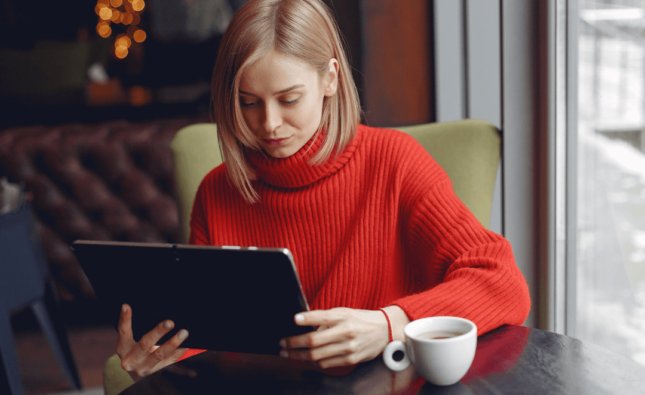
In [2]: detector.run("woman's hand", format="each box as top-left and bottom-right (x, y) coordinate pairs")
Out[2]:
(116, 304), (189, 380)
(280, 306), (409, 369)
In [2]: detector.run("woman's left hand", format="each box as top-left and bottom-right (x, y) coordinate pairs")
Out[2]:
(279, 307), (407, 369)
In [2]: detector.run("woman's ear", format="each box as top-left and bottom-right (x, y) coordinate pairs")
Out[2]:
(323, 58), (339, 97)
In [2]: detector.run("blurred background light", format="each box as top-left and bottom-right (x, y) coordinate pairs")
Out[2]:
(94, 0), (145, 60)
(132, 29), (146, 43)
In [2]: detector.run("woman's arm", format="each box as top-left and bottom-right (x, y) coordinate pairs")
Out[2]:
(394, 176), (531, 335)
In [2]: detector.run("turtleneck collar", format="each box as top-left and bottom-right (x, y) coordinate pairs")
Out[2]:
(246, 126), (363, 189)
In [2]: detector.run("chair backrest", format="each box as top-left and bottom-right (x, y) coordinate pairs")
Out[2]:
(170, 119), (500, 241)
(396, 119), (500, 228)
(170, 123), (222, 242)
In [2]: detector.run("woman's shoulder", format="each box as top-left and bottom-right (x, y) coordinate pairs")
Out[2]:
(357, 124), (430, 158)
(358, 123), (416, 142)
(200, 163), (227, 182)
(196, 163), (229, 194)
(357, 123), (447, 182)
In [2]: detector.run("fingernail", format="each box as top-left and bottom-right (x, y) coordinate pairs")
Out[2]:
(295, 314), (304, 324)
(121, 304), (127, 313)
(279, 350), (288, 358)
(164, 320), (174, 329)
(279, 339), (286, 348)
(178, 329), (189, 340)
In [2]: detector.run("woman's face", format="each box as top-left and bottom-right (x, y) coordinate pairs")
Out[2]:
(238, 50), (338, 158)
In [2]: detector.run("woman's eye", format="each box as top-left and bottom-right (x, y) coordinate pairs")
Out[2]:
(240, 100), (258, 107)
(282, 96), (300, 105)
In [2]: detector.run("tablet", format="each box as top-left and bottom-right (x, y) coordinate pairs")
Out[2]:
(71, 240), (312, 355)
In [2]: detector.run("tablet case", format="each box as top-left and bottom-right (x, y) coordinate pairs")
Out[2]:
(71, 240), (312, 354)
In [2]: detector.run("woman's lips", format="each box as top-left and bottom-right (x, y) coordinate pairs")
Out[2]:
(264, 136), (291, 145)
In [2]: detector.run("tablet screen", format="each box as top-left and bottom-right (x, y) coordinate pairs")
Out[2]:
(72, 240), (312, 354)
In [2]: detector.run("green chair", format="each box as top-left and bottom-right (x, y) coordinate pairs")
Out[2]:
(170, 123), (222, 243)
(397, 119), (500, 228)
(103, 354), (133, 395)
(102, 119), (500, 394)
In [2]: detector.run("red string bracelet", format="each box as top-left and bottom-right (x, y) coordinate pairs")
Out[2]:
(379, 308), (393, 343)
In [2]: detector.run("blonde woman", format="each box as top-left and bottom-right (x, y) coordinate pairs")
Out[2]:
(116, 0), (531, 379)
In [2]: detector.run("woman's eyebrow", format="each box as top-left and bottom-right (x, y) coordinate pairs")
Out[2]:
(239, 84), (305, 96)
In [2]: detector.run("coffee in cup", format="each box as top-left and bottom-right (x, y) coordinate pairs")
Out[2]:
(382, 316), (477, 386)
(416, 330), (464, 340)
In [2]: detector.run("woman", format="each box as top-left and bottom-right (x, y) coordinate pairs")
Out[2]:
(116, 0), (531, 379)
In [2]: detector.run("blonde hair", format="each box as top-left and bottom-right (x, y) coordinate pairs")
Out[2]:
(211, 0), (361, 202)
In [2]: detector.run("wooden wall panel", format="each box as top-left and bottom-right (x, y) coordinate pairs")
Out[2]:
(326, 0), (434, 127)
(359, 0), (434, 126)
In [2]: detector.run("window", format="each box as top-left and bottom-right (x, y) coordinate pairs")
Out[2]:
(561, 0), (645, 366)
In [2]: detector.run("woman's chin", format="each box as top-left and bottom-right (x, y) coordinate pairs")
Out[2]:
(263, 145), (299, 159)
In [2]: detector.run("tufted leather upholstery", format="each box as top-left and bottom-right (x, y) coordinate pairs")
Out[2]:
(0, 117), (206, 303)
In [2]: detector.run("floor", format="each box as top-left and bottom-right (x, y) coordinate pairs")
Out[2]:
(14, 322), (116, 395)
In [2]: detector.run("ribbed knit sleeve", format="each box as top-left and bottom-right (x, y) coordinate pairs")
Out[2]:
(391, 138), (530, 335)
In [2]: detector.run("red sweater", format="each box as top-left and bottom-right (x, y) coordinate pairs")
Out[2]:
(190, 124), (530, 335)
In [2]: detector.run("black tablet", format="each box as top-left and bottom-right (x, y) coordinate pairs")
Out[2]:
(71, 240), (312, 355)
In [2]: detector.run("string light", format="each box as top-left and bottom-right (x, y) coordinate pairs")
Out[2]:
(131, 0), (145, 12)
(115, 45), (129, 59)
(94, 0), (146, 60)
(133, 29), (146, 43)
(99, 7), (113, 21)
(96, 22), (112, 38)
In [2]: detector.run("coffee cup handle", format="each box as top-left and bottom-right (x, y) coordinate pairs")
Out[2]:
(382, 340), (411, 371)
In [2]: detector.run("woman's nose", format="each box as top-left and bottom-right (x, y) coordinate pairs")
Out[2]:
(262, 103), (282, 133)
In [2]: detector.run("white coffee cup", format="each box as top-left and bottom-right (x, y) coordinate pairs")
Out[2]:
(382, 316), (477, 386)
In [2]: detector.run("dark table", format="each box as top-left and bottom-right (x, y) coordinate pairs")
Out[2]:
(122, 325), (645, 394)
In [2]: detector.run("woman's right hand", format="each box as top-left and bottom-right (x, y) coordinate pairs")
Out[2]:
(116, 304), (189, 380)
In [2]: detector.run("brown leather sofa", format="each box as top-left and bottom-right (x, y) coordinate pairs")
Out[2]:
(0, 117), (205, 308)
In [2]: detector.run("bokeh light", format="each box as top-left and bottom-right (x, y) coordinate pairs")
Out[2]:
(96, 22), (112, 38)
(122, 13), (134, 25)
(131, 0), (145, 12)
(94, 0), (146, 60)
(116, 34), (132, 48)
(129, 86), (152, 106)
(133, 29), (146, 43)
(99, 7), (113, 20)
(115, 45), (129, 59)
(110, 9), (121, 23)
